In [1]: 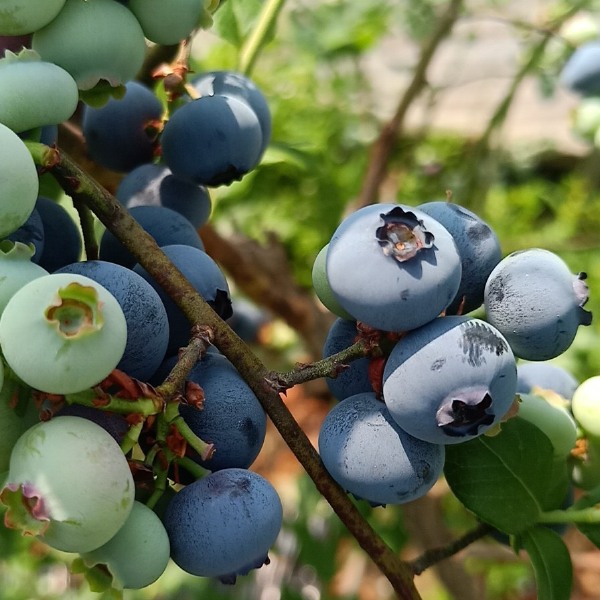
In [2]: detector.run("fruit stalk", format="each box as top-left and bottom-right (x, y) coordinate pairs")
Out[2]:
(270, 336), (379, 390)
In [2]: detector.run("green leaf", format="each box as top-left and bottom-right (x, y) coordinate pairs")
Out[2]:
(572, 485), (600, 549)
(79, 82), (126, 109)
(520, 526), (573, 600)
(444, 417), (556, 534)
(211, 0), (264, 47)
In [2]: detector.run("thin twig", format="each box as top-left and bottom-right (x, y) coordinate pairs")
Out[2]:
(353, 0), (464, 210)
(407, 522), (494, 575)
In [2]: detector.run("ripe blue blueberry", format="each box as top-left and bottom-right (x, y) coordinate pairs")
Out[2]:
(99, 205), (204, 269)
(116, 163), (212, 228)
(164, 468), (282, 583)
(326, 204), (462, 332)
(133, 244), (232, 355)
(161, 351), (267, 472)
(560, 40), (600, 96)
(82, 80), (162, 172)
(382, 315), (517, 444)
(34, 197), (82, 272)
(484, 248), (592, 360)
(160, 95), (263, 187)
(191, 70), (271, 156)
(318, 392), (445, 506)
(418, 200), (501, 314)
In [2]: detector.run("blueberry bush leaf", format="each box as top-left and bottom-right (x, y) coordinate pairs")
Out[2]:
(520, 526), (573, 600)
(572, 484), (600, 549)
(444, 417), (556, 534)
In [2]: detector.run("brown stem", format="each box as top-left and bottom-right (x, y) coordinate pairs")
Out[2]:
(43, 146), (422, 600)
(352, 0), (464, 210)
(155, 326), (213, 399)
(270, 337), (378, 391)
(402, 494), (486, 600)
(72, 199), (99, 260)
(407, 521), (494, 575)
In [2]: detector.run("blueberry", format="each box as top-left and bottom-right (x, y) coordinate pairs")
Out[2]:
(116, 163), (212, 228)
(418, 200), (502, 314)
(82, 80), (162, 172)
(560, 41), (600, 96)
(170, 351), (267, 472)
(160, 95), (263, 187)
(99, 205), (204, 269)
(56, 260), (169, 381)
(5, 207), (44, 262)
(133, 244), (232, 355)
(191, 70), (271, 156)
(382, 315), (517, 444)
(484, 248), (592, 360)
(35, 196), (82, 272)
(326, 204), (462, 332)
(318, 392), (445, 506)
(164, 468), (282, 582)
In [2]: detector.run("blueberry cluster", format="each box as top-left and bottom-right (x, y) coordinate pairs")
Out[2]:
(0, 1), (282, 592)
(315, 200), (592, 505)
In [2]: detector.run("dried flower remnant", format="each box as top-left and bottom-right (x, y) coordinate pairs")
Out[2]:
(375, 206), (434, 262)
(436, 388), (495, 437)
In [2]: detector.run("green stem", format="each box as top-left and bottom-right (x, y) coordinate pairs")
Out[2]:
(175, 456), (211, 480)
(170, 415), (215, 461)
(238, 0), (286, 76)
(145, 467), (169, 511)
(72, 198), (99, 260)
(539, 507), (600, 525)
(120, 420), (144, 455)
(63, 390), (163, 416)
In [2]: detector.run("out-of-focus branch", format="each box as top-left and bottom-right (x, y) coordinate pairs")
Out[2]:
(402, 494), (487, 600)
(200, 224), (335, 360)
(462, 0), (591, 204)
(352, 0), (464, 211)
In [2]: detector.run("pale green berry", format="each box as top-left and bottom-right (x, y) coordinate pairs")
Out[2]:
(0, 273), (127, 394)
(0, 416), (134, 553)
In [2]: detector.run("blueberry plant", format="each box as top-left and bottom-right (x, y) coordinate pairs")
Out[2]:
(0, 1), (600, 599)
